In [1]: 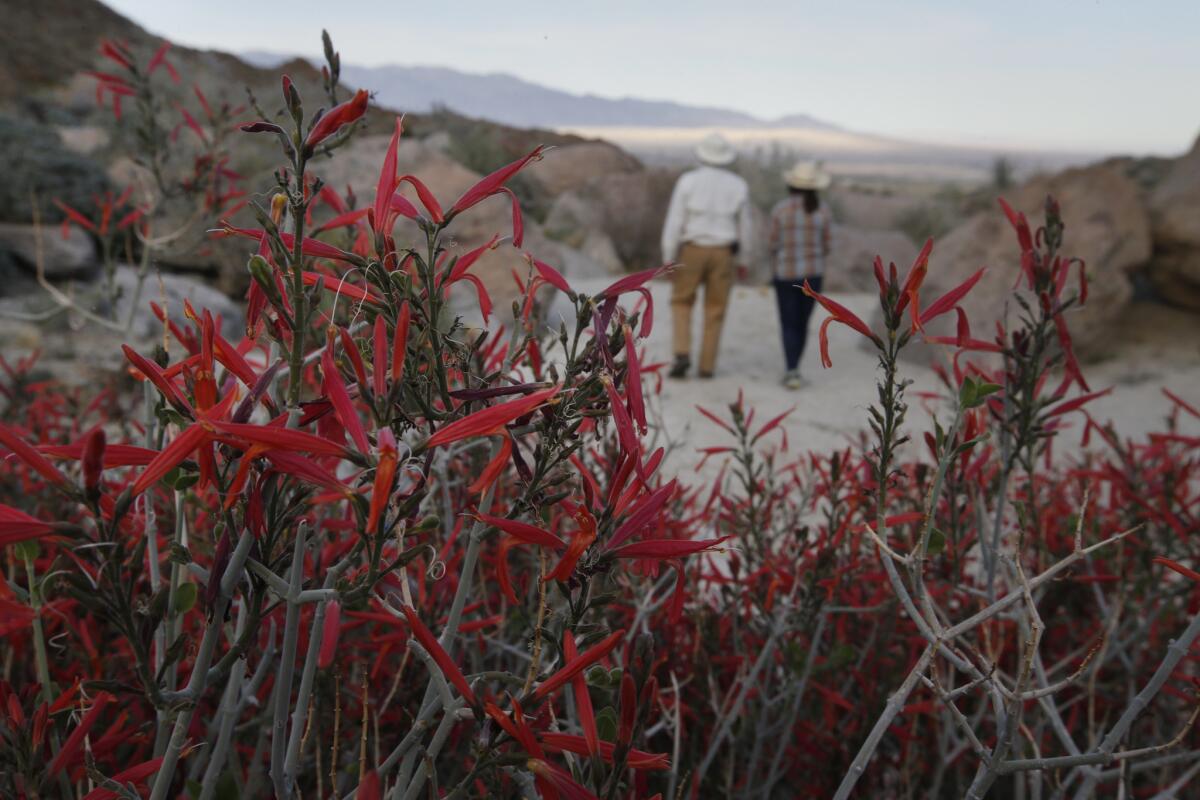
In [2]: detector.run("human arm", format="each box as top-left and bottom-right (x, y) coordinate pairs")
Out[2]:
(660, 176), (688, 264)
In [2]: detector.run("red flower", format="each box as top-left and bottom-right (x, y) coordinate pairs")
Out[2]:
(401, 604), (478, 707)
(305, 88), (369, 149)
(532, 628), (625, 701)
(802, 280), (880, 368)
(426, 386), (559, 448)
(0, 422), (70, 486)
(367, 429), (399, 533)
(318, 600), (342, 669)
(0, 505), (57, 546)
(449, 147), (545, 218)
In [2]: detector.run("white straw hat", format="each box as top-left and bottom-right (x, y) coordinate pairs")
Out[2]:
(782, 161), (832, 190)
(694, 133), (737, 167)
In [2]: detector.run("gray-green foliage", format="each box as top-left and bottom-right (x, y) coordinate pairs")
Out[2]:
(0, 115), (111, 224)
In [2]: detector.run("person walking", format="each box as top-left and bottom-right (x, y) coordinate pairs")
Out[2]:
(661, 133), (752, 379)
(767, 161), (832, 390)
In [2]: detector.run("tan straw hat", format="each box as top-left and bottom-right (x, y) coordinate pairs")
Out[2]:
(694, 133), (737, 167)
(782, 161), (832, 190)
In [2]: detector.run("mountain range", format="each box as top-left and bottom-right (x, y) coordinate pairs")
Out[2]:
(241, 51), (838, 131)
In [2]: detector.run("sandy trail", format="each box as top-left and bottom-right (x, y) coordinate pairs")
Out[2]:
(547, 279), (1200, 482)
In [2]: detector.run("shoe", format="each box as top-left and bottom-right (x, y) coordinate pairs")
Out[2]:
(783, 370), (803, 390)
(668, 355), (691, 379)
(698, 370), (715, 379)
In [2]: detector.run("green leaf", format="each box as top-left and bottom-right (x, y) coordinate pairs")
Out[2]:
(174, 581), (198, 615)
(595, 707), (618, 743)
(14, 539), (39, 562)
(926, 528), (946, 557)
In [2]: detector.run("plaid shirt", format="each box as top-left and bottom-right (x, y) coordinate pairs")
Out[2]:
(767, 197), (831, 280)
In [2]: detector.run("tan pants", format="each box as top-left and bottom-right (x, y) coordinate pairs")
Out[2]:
(671, 243), (734, 375)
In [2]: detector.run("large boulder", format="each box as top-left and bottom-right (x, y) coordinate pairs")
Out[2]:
(0, 222), (96, 279)
(525, 142), (641, 197)
(1147, 135), (1200, 310)
(912, 162), (1152, 358)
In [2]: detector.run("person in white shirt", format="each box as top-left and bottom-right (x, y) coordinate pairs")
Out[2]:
(660, 133), (752, 379)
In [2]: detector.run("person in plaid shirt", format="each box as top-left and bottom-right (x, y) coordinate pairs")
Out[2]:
(767, 161), (832, 389)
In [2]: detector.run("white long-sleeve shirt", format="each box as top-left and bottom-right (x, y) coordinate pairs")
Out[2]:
(660, 166), (752, 263)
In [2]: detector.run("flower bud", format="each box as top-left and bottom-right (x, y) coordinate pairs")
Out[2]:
(81, 428), (106, 501)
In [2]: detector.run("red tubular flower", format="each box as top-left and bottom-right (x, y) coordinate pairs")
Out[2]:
(920, 268), (986, 325)
(146, 42), (179, 82)
(449, 146), (545, 218)
(608, 535), (731, 560)
(367, 429), (398, 533)
(603, 375), (639, 458)
(80, 758), (165, 800)
(41, 442), (155, 467)
(540, 734), (669, 770)
(532, 628), (625, 701)
(130, 424), (212, 498)
(318, 600), (342, 669)
(998, 197), (1034, 252)
(477, 513), (566, 549)
(623, 327), (647, 435)
(467, 433), (514, 495)
(338, 327), (369, 390)
(373, 118), (404, 237)
(526, 758), (599, 800)
(531, 256), (571, 294)
(563, 632), (600, 757)
(322, 347), (369, 454)
(426, 386), (559, 448)
(48, 692), (113, 776)
(0, 505), (56, 546)
(546, 507), (598, 583)
(802, 280), (879, 368)
(400, 604), (478, 707)
(392, 302), (411, 387)
(372, 316), (388, 399)
(355, 770), (382, 800)
(81, 428), (106, 498)
(397, 175), (445, 223)
(897, 239), (934, 330)
(617, 670), (637, 747)
(301, 272), (382, 306)
(0, 422), (70, 486)
(210, 421), (348, 459)
(305, 88), (369, 149)
(1153, 557), (1200, 583)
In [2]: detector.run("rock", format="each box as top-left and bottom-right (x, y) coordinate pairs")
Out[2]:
(543, 191), (606, 246)
(910, 162), (1152, 359)
(0, 222), (96, 279)
(575, 169), (678, 269)
(578, 231), (625, 275)
(0, 115), (111, 225)
(55, 125), (109, 156)
(525, 142), (641, 197)
(1147, 135), (1200, 310)
(109, 265), (243, 342)
(821, 226), (919, 292)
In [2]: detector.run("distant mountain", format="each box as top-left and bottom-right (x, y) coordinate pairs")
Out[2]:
(240, 51), (839, 131)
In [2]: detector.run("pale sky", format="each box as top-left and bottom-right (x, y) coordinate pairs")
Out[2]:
(105, 0), (1199, 155)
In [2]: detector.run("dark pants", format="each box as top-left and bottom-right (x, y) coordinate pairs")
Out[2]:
(773, 276), (821, 371)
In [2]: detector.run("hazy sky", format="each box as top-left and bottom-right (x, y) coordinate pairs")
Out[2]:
(105, 0), (1199, 155)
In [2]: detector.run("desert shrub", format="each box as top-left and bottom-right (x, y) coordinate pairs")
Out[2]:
(0, 115), (111, 224)
(1, 34), (1198, 800)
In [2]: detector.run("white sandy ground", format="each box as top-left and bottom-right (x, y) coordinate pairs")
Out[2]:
(546, 279), (1200, 483)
